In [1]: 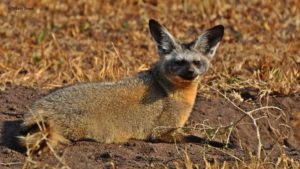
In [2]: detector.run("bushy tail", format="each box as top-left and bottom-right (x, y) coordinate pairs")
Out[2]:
(19, 110), (70, 154)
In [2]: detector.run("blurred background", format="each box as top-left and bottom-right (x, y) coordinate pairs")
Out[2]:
(0, 0), (299, 95)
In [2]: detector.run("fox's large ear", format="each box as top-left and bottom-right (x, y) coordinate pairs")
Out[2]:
(149, 19), (177, 55)
(191, 25), (224, 59)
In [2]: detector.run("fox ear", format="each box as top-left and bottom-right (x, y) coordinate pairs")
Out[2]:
(191, 25), (224, 59)
(149, 19), (177, 55)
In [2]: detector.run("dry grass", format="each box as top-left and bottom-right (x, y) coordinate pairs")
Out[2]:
(179, 151), (300, 169)
(0, 0), (299, 95)
(21, 111), (70, 169)
(165, 145), (299, 168)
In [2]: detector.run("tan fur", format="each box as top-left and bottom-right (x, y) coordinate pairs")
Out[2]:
(164, 75), (199, 127)
(177, 84), (198, 127)
(21, 72), (197, 148)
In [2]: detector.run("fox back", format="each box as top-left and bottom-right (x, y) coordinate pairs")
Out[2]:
(20, 19), (224, 151)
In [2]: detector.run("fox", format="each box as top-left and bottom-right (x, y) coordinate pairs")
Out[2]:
(19, 19), (224, 152)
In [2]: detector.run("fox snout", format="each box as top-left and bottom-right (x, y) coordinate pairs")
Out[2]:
(178, 63), (199, 80)
(174, 59), (208, 81)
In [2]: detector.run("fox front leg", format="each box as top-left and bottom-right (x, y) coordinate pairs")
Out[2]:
(150, 127), (231, 148)
(150, 127), (183, 143)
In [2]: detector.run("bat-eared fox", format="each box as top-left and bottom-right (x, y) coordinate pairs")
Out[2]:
(20, 19), (224, 152)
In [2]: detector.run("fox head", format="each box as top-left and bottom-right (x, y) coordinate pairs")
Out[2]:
(149, 19), (224, 87)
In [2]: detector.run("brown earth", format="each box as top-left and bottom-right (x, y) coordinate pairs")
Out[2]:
(0, 85), (299, 168)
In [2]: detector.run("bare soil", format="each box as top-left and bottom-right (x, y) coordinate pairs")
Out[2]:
(0, 85), (299, 168)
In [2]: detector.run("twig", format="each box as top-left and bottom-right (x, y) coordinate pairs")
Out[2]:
(0, 162), (23, 166)
(208, 86), (287, 168)
(210, 146), (242, 162)
(209, 86), (261, 162)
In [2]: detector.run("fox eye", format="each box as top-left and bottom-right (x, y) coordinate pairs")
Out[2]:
(193, 60), (203, 67)
(174, 60), (187, 66)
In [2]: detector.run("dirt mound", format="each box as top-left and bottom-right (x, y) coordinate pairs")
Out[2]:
(0, 86), (299, 168)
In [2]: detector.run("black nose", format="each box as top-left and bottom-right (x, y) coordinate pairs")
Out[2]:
(179, 69), (197, 80)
